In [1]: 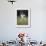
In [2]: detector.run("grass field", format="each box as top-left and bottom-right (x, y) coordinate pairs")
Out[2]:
(17, 17), (28, 25)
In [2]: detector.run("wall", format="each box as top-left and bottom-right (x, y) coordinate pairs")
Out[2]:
(0, 0), (46, 41)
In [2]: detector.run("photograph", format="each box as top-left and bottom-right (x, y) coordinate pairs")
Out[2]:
(16, 8), (31, 27)
(17, 10), (28, 25)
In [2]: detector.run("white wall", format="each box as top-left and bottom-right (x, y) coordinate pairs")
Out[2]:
(0, 0), (46, 41)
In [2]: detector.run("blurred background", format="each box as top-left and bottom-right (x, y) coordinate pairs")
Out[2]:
(0, 0), (46, 44)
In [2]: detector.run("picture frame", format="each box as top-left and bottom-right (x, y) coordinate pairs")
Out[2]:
(16, 8), (31, 28)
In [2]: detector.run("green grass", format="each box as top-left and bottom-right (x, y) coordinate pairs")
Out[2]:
(17, 17), (28, 25)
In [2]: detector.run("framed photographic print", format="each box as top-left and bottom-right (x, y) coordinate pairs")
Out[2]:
(16, 8), (31, 28)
